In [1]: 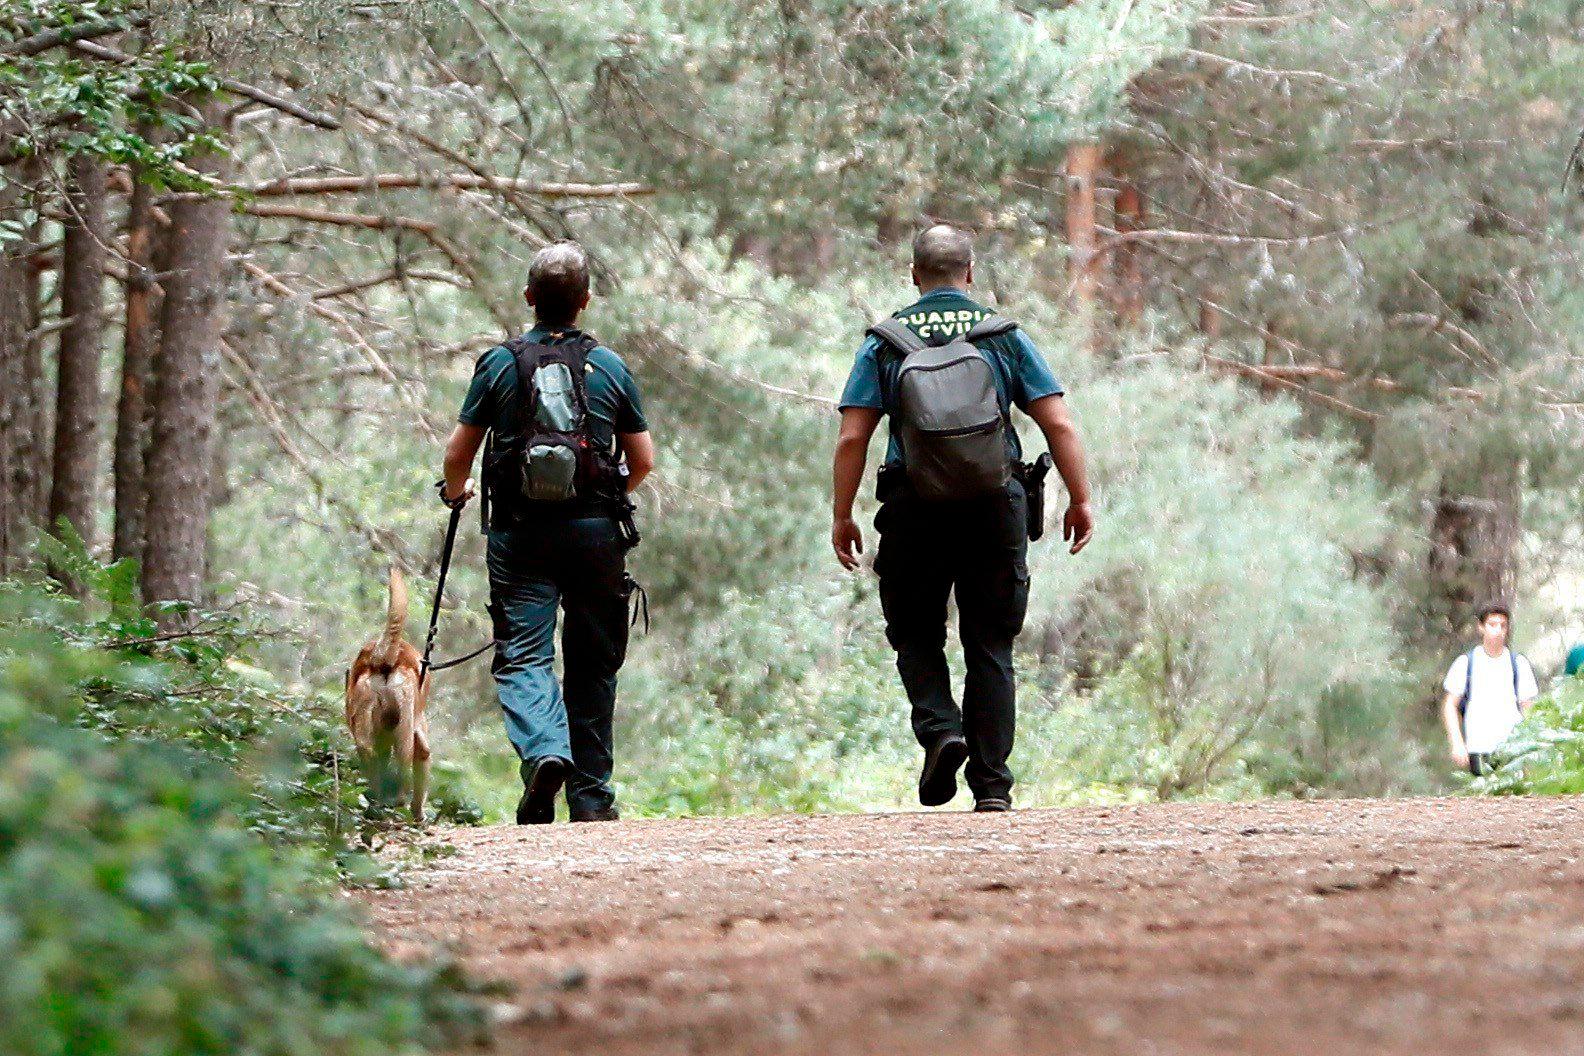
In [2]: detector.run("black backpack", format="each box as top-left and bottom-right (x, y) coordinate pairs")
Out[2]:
(868, 314), (1018, 501)
(481, 331), (620, 519)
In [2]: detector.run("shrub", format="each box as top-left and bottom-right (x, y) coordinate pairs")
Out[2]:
(1475, 677), (1584, 795)
(0, 575), (489, 1056)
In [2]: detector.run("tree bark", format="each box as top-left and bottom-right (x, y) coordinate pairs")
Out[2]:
(113, 155), (165, 565)
(1065, 143), (1103, 305)
(48, 153), (110, 548)
(1113, 178), (1146, 328)
(1427, 467), (1523, 643)
(141, 101), (233, 611)
(1064, 142), (1105, 352)
(0, 207), (33, 575)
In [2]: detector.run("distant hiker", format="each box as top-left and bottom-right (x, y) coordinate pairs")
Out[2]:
(831, 223), (1094, 812)
(1565, 642), (1584, 679)
(1441, 603), (1538, 776)
(440, 241), (655, 823)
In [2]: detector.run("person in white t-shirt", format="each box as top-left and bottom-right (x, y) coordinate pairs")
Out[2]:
(1441, 604), (1538, 776)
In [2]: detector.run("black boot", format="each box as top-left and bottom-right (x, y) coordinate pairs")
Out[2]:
(570, 805), (620, 823)
(973, 797), (1011, 813)
(918, 734), (969, 807)
(516, 756), (570, 825)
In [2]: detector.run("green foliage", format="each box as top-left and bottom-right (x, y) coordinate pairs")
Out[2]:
(1027, 352), (1432, 798)
(1475, 678), (1584, 796)
(0, 1), (222, 184)
(13, 536), (481, 850)
(0, 581), (489, 1056)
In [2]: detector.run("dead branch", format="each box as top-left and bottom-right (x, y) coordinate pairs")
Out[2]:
(1200, 354), (1379, 421)
(239, 173), (653, 197)
(220, 340), (412, 566)
(241, 260), (444, 444)
(312, 268), (465, 300)
(237, 202), (515, 332)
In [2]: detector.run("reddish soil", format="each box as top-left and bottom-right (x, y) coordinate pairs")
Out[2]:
(367, 797), (1584, 1055)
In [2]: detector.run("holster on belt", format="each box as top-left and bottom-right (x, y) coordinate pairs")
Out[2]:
(1018, 453), (1053, 542)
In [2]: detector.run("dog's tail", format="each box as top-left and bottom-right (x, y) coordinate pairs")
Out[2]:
(376, 565), (408, 668)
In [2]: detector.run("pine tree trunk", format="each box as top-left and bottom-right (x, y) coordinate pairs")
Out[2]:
(142, 102), (233, 610)
(1064, 142), (1105, 352)
(113, 159), (165, 566)
(0, 212), (32, 576)
(1113, 179), (1145, 327)
(1427, 468), (1522, 642)
(1064, 142), (1103, 307)
(48, 154), (109, 547)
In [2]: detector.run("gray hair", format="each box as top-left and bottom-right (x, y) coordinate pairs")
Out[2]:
(912, 224), (974, 285)
(528, 240), (591, 324)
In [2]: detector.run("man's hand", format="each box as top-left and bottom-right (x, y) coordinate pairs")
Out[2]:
(441, 477), (476, 508)
(1451, 747), (1470, 772)
(1063, 501), (1094, 555)
(833, 516), (865, 570)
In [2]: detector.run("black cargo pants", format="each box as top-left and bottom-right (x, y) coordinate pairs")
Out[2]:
(874, 479), (1030, 802)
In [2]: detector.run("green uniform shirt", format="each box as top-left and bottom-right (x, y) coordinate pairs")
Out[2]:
(838, 286), (1063, 467)
(458, 325), (648, 452)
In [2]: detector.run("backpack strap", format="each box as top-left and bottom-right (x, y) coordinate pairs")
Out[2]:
(1458, 649), (1476, 717)
(1511, 650), (1522, 700)
(867, 318), (927, 356)
(965, 314), (1018, 342)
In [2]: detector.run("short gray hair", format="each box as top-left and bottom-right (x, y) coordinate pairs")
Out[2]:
(528, 240), (591, 324)
(912, 224), (974, 285)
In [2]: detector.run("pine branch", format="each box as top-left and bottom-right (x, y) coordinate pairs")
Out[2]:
(3, 12), (149, 56)
(238, 173), (653, 198)
(69, 39), (341, 130)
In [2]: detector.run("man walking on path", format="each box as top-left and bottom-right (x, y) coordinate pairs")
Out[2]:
(831, 224), (1093, 812)
(1442, 604), (1538, 776)
(441, 241), (655, 824)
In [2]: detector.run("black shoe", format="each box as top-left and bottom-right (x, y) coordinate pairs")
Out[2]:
(516, 757), (569, 825)
(918, 734), (969, 807)
(569, 806), (620, 823)
(973, 797), (1012, 813)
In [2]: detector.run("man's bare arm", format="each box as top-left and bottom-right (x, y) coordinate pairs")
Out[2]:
(443, 423), (486, 502)
(1443, 691), (1469, 769)
(619, 430), (655, 493)
(832, 407), (882, 570)
(1025, 394), (1093, 554)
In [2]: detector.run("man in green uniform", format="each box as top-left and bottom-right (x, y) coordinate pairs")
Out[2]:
(831, 224), (1093, 812)
(441, 241), (655, 824)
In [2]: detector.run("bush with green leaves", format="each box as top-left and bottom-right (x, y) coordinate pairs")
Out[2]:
(29, 535), (480, 849)
(0, 579), (489, 1056)
(1474, 677), (1584, 795)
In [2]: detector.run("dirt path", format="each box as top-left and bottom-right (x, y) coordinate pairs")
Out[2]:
(368, 797), (1584, 1055)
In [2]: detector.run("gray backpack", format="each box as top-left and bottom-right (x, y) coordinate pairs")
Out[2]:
(868, 314), (1018, 501)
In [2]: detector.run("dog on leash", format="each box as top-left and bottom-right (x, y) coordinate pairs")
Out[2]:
(345, 567), (432, 821)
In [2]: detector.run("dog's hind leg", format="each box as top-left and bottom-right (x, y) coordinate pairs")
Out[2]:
(410, 721), (432, 823)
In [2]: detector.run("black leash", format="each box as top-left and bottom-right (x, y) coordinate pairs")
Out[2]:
(420, 482), (496, 685)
